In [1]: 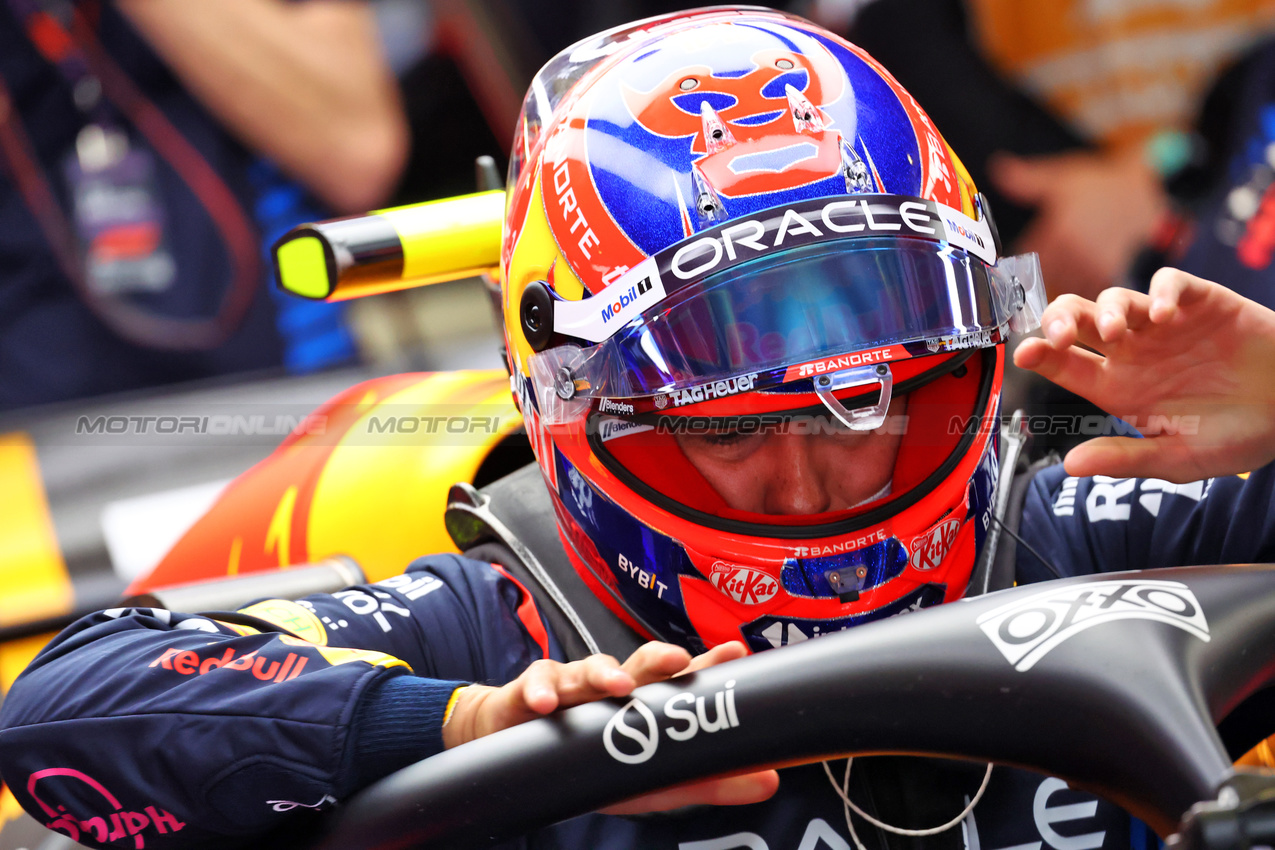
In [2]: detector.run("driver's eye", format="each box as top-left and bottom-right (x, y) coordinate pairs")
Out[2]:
(691, 426), (767, 459)
(704, 427), (747, 446)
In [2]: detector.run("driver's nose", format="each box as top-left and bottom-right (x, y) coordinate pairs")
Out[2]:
(762, 434), (833, 515)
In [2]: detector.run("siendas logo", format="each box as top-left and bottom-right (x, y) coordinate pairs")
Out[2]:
(598, 398), (635, 415)
(909, 519), (960, 571)
(710, 562), (779, 605)
(977, 579), (1210, 672)
(603, 680), (740, 764)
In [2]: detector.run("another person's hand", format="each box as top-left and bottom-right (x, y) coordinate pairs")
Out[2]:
(990, 147), (1167, 301)
(443, 640), (780, 811)
(1014, 268), (1275, 482)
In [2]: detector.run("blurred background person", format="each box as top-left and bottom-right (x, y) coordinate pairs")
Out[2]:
(0, 0), (408, 412)
(810, 0), (1275, 452)
(830, 0), (1275, 301)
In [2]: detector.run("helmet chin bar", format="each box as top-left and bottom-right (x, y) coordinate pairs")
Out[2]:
(813, 363), (893, 430)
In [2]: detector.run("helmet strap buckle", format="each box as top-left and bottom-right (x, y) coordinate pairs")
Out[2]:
(813, 364), (893, 431)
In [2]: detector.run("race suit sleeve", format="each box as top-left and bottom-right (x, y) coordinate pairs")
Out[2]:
(1016, 461), (1275, 582)
(0, 553), (554, 849)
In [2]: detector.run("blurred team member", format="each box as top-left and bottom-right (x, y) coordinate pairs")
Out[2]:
(840, 0), (1275, 299)
(0, 1), (407, 409)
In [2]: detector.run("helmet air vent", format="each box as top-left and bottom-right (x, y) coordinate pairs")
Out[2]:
(691, 164), (725, 224)
(785, 84), (825, 135)
(840, 141), (873, 193)
(699, 101), (737, 154)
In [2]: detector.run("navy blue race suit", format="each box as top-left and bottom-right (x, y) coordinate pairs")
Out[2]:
(1, 463), (1273, 850)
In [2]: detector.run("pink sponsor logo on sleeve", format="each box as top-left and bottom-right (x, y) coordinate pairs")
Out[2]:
(27, 767), (185, 848)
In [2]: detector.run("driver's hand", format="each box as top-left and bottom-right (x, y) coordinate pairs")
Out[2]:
(1014, 268), (1275, 482)
(442, 640), (780, 810)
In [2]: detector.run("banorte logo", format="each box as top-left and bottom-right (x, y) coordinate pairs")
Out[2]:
(27, 767), (186, 848)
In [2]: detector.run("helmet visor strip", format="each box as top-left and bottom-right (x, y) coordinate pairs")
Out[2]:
(530, 238), (1042, 425)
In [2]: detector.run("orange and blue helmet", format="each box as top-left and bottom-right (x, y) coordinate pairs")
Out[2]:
(500, 8), (1046, 653)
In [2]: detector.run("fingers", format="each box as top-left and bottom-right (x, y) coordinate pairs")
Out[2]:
(521, 655), (635, 715)
(1013, 337), (1106, 397)
(1038, 294), (1106, 352)
(1064, 436), (1202, 484)
(621, 642), (694, 687)
(600, 769), (781, 815)
(508, 641), (750, 730)
(1147, 267), (1214, 322)
(678, 640), (749, 676)
(1093, 287), (1151, 340)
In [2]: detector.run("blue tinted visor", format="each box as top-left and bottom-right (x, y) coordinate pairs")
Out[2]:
(529, 237), (1043, 420)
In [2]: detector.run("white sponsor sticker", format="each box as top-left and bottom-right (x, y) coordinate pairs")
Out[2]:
(551, 256), (665, 343)
(597, 417), (653, 442)
(939, 206), (996, 266)
(977, 579), (1210, 672)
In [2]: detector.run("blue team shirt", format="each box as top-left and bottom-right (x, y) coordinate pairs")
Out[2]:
(1, 463), (1272, 849)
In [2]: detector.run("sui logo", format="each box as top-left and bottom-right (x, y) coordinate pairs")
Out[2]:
(603, 680), (741, 764)
(603, 698), (661, 765)
(977, 579), (1210, 672)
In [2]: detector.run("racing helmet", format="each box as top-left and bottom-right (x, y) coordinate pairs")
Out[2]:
(500, 7), (1045, 654)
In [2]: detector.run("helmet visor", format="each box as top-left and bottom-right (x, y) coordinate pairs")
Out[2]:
(529, 237), (1041, 423)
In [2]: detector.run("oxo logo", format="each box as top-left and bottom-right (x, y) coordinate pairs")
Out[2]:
(978, 579), (1211, 672)
(710, 561), (779, 604)
(26, 767), (185, 848)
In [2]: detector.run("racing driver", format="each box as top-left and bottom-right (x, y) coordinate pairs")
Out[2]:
(3, 8), (1275, 850)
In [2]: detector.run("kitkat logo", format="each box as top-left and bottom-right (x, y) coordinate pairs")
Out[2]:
(909, 519), (961, 571)
(150, 646), (308, 683)
(710, 562), (779, 605)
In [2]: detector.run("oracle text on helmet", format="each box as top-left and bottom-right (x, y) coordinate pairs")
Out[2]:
(670, 198), (940, 280)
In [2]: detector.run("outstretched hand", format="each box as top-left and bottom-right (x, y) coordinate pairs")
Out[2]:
(442, 640), (779, 812)
(1014, 268), (1275, 483)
